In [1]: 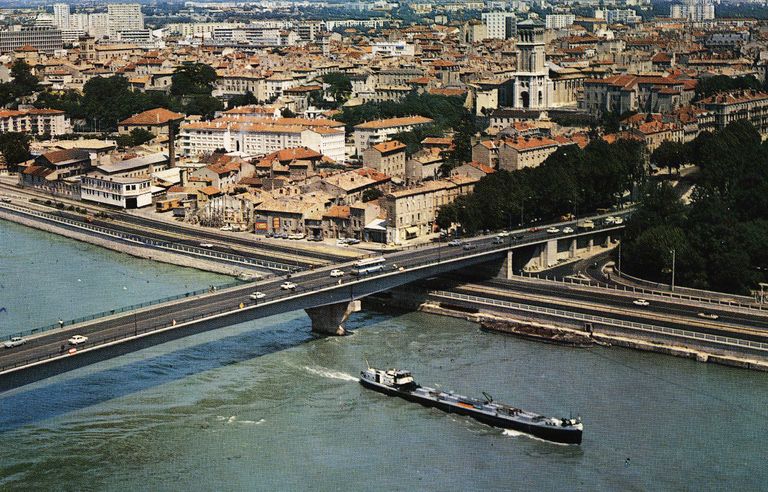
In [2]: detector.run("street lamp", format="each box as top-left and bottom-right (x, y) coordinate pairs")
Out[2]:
(670, 248), (676, 292)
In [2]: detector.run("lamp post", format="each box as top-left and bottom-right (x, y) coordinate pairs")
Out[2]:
(670, 248), (676, 292)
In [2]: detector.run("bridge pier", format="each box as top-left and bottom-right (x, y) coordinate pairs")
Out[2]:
(500, 249), (513, 279)
(569, 238), (577, 258)
(545, 238), (558, 267)
(305, 300), (361, 336)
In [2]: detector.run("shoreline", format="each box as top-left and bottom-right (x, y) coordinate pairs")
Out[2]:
(0, 208), (259, 278)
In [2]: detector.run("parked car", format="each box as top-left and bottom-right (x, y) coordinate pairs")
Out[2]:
(346, 238), (360, 245)
(546, 227), (560, 234)
(462, 243), (478, 250)
(280, 281), (297, 290)
(330, 269), (344, 277)
(562, 227), (574, 234)
(220, 225), (234, 231)
(288, 233), (306, 240)
(68, 335), (88, 345)
(448, 240), (462, 247)
(697, 312), (719, 320)
(632, 299), (650, 307)
(3, 336), (26, 348)
(249, 292), (266, 300)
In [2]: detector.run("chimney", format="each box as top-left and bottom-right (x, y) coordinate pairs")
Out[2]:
(168, 121), (176, 168)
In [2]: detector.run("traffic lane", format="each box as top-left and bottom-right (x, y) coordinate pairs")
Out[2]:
(486, 278), (768, 330)
(450, 285), (768, 343)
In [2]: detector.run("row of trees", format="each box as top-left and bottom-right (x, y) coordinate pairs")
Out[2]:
(436, 138), (645, 233)
(623, 121), (768, 294)
(0, 60), (39, 107)
(34, 63), (223, 132)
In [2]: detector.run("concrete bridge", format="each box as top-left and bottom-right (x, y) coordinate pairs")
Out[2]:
(0, 215), (626, 392)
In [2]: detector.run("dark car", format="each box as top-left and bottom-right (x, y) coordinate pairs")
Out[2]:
(463, 243), (478, 250)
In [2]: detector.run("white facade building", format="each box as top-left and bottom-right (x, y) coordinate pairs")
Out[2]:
(353, 116), (434, 156)
(53, 4), (70, 29)
(81, 174), (152, 209)
(481, 12), (516, 40)
(107, 4), (144, 37)
(545, 14), (575, 29)
(371, 41), (415, 57)
(180, 120), (346, 162)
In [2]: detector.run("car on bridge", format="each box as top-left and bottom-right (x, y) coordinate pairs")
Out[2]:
(448, 240), (462, 247)
(546, 227), (560, 234)
(280, 281), (297, 290)
(249, 291), (266, 300)
(563, 227), (574, 234)
(199, 243), (214, 248)
(493, 236), (504, 244)
(632, 299), (650, 307)
(68, 335), (88, 345)
(330, 269), (344, 277)
(697, 312), (719, 320)
(462, 243), (478, 250)
(3, 336), (26, 348)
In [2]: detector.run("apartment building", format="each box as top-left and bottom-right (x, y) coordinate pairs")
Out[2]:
(362, 140), (407, 179)
(545, 14), (575, 29)
(0, 27), (63, 54)
(482, 12), (516, 40)
(180, 118), (346, 162)
(0, 109), (70, 136)
(381, 176), (478, 243)
(107, 4), (144, 37)
(696, 90), (768, 135)
(498, 136), (561, 171)
(353, 116), (433, 156)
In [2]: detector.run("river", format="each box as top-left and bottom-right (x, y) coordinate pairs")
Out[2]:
(0, 220), (766, 491)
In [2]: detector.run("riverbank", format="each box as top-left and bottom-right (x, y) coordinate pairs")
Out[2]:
(365, 289), (768, 373)
(0, 207), (258, 278)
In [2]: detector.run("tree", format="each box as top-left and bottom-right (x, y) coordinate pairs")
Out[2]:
(362, 188), (383, 202)
(322, 72), (352, 106)
(281, 107), (297, 118)
(171, 63), (217, 96)
(183, 94), (223, 119)
(0, 132), (31, 172)
(651, 140), (687, 174)
(117, 128), (155, 148)
(227, 91), (258, 109)
(10, 60), (39, 97)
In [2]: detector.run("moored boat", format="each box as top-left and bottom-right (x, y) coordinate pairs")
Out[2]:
(359, 367), (583, 445)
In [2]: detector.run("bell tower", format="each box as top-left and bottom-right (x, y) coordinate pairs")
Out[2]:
(513, 19), (552, 109)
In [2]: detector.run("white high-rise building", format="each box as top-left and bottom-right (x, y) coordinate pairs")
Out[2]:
(69, 13), (89, 32)
(53, 4), (70, 30)
(107, 4), (144, 37)
(545, 14), (575, 29)
(670, 0), (715, 21)
(481, 12), (516, 40)
(88, 13), (109, 39)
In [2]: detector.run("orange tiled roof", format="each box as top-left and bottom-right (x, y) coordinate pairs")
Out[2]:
(118, 108), (184, 126)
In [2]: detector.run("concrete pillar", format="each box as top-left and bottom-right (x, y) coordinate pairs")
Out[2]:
(588, 238), (594, 252)
(605, 234), (612, 247)
(305, 300), (361, 336)
(569, 238), (577, 258)
(496, 249), (514, 279)
(545, 238), (557, 267)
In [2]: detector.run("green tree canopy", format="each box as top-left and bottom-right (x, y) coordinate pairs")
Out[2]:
(171, 63), (217, 96)
(0, 132), (31, 172)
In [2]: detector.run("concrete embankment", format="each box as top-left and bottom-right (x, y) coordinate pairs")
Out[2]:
(365, 288), (768, 373)
(0, 207), (260, 278)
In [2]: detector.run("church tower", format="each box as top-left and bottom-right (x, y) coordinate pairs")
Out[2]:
(513, 19), (552, 109)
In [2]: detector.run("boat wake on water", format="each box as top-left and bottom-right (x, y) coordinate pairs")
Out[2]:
(303, 366), (358, 382)
(502, 428), (571, 446)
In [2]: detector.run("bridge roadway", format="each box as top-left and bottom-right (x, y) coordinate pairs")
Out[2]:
(0, 208), (628, 391)
(438, 277), (768, 343)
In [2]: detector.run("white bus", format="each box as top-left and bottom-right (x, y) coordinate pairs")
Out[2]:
(351, 257), (386, 275)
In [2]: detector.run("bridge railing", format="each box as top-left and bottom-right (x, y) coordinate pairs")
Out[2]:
(429, 290), (768, 353)
(0, 203), (297, 272)
(520, 272), (765, 313)
(2, 280), (245, 342)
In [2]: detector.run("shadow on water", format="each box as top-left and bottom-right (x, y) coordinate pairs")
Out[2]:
(0, 317), (320, 432)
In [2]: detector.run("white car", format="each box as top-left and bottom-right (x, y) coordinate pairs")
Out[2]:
(613, 217), (624, 225)
(330, 269), (344, 277)
(68, 335), (89, 345)
(280, 281), (297, 290)
(562, 227), (574, 234)
(546, 227), (560, 234)
(605, 216), (616, 224)
(249, 291), (266, 300)
(220, 225), (234, 231)
(199, 243), (214, 248)
(633, 299), (650, 307)
(448, 240), (462, 247)
(3, 336), (26, 348)
(698, 312), (719, 320)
